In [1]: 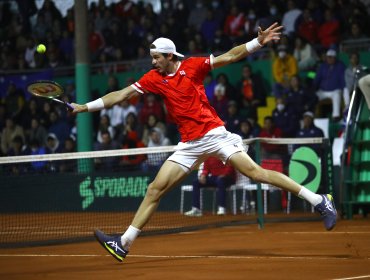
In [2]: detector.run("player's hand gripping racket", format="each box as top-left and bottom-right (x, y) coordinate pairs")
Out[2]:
(27, 80), (74, 111)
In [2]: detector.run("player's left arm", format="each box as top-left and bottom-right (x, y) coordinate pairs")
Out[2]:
(212, 22), (282, 69)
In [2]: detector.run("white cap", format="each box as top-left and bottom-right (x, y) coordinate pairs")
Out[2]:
(326, 49), (337, 57)
(150, 37), (184, 57)
(303, 111), (314, 118)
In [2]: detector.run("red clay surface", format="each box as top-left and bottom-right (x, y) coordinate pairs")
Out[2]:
(0, 219), (369, 280)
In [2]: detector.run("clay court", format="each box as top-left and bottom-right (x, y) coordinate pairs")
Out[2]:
(0, 218), (369, 280)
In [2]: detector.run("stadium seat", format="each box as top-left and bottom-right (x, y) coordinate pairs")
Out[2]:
(180, 171), (270, 215)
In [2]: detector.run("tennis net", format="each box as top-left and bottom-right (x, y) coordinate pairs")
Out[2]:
(0, 137), (332, 247)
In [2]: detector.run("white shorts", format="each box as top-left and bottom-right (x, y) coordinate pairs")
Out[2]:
(167, 126), (246, 171)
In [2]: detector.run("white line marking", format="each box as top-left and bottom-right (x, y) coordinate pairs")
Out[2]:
(332, 275), (370, 280)
(0, 254), (366, 261)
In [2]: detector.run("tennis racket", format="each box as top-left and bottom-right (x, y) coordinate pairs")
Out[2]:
(27, 80), (74, 111)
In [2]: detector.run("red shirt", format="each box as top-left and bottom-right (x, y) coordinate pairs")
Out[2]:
(132, 56), (224, 142)
(202, 156), (236, 181)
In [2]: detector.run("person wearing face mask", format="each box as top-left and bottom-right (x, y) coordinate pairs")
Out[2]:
(272, 44), (298, 98)
(272, 97), (300, 137)
(256, 3), (280, 31)
(244, 9), (258, 41)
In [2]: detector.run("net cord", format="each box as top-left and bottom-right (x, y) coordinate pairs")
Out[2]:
(0, 137), (325, 164)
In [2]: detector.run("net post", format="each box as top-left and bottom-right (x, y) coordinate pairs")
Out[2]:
(322, 138), (335, 205)
(255, 139), (265, 229)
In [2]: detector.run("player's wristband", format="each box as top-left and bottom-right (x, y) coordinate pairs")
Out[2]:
(245, 38), (263, 53)
(86, 98), (104, 112)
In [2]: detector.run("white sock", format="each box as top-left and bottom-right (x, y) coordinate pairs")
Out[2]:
(298, 187), (323, 206)
(121, 225), (141, 251)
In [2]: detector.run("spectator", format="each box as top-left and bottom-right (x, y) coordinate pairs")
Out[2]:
(204, 72), (217, 101)
(3, 82), (25, 122)
(256, 2), (281, 30)
(141, 113), (166, 146)
(100, 75), (126, 128)
(285, 75), (317, 117)
(94, 130), (120, 171)
(317, 8), (340, 49)
(200, 9), (219, 47)
(24, 36), (37, 68)
(6, 135), (29, 157)
(223, 4), (245, 38)
(97, 114), (115, 143)
(184, 156), (236, 216)
(39, 102), (53, 129)
(138, 93), (165, 125)
(142, 127), (171, 172)
(58, 30), (74, 65)
(45, 133), (62, 154)
(29, 139), (47, 173)
(297, 111), (325, 138)
(48, 110), (71, 146)
(120, 131), (147, 171)
(236, 64), (266, 119)
(19, 98), (40, 130)
(259, 116), (283, 159)
(88, 21), (105, 62)
(59, 135), (77, 173)
(344, 52), (365, 93)
(224, 100), (242, 134)
(281, 0), (302, 38)
(6, 135), (30, 174)
(272, 44), (298, 98)
(243, 9), (259, 42)
(211, 28), (233, 52)
(293, 36), (318, 71)
(28, 117), (48, 147)
(215, 73), (236, 101)
(314, 49), (348, 121)
(272, 97), (300, 137)
(344, 22), (369, 41)
(296, 111), (325, 153)
(211, 83), (229, 121)
(38, 0), (62, 28)
(187, 0), (207, 32)
(296, 8), (319, 45)
(1, 118), (25, 155)
(237, 119), (255, 140)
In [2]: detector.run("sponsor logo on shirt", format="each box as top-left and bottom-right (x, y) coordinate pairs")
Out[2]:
(179, 70), (186, 76)
(162, 79), (168, 84)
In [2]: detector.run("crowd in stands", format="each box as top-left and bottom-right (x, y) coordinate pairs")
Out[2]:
(1, 0), (370, 173)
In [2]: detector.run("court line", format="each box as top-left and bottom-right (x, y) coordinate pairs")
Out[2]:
(332, 275), (370, 280)
(0, 254), (367, 261)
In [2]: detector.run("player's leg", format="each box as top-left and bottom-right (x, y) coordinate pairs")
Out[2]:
(94, 160), (189, 262)
(228, 151), (337, 230)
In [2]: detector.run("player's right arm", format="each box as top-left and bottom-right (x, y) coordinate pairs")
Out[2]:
(213, 22), (282, 69)
(71, 85), (139, 113)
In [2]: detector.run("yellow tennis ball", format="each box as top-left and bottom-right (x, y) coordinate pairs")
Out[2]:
(36, 44), (46, 54)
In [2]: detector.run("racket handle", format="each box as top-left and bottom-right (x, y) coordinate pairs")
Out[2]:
(65, 102), (74, 111)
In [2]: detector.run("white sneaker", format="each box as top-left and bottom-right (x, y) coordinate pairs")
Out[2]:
(217, 206), (226, 215)
(184, 207), (202, 217)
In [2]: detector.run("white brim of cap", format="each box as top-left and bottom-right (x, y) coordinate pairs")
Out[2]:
(150, 48), (184, 57)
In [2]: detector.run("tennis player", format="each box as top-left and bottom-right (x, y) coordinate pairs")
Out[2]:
(72, 23), (337, 263)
